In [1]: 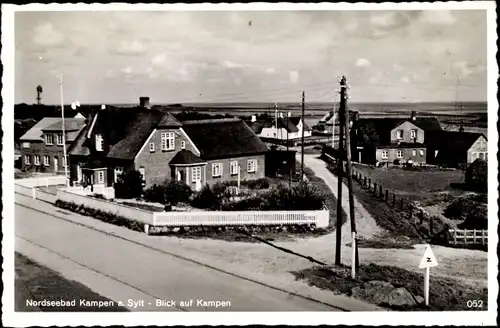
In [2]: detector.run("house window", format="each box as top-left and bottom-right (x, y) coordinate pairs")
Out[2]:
(22, 142), (30, 148)
(149, 142), (155, 152)
(181, 141), (186, 149)
(96, 134), (104, 151)
(114, 166), (124, 183)
(419, 149), (424, 156)
(34, 155), (41, 166)
(45, 134), (54, 145)
(161, 132), (175, 151)
(57, 133), (64, 145)
(139, 167), (146, 185)
(192, 167), (201, 182)
(397, 130), (404, 139)
(412, 150), (417, 156)
(381, 150), (389, 159)
(247, 159), (257, 173)
(43, 155), (50, 166)
(97, 171), (105, 184)
(212, 163), (223, 177)
(410, 130), (417, 139)
(24, 155), (31, 165)
(397, 150), (404, 158)
(230, 161), (239, 175)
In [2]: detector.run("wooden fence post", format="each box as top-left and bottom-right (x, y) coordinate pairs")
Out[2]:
(481, 230), (485, 245)
(473, 229), (476, 244)
(374, 183), (377, 194)
(392, 193), (396, 206)
(464, 229), (467, 246)
(379, 185), (383, 198)
(400, 198), (404, 209)
(364, 177), (367, 187)
(385, 189), (389, 202)
(368, 178), (371, 189)
(453, 230), (457, 245)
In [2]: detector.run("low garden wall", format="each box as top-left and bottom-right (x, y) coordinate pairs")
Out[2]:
(15, 175), (67, 188)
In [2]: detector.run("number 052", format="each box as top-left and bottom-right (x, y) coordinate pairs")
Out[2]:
(467, 300), (483, 308)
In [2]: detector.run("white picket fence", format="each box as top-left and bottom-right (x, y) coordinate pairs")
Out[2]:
(15, 182), (58, 203)
(449, 229), (488, 245)
(153, 210), (329, 227)
(15, 176), (67, 188)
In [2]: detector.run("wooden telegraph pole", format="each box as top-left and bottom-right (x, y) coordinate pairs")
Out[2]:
(335, 80), (345, 266)
(301, 91), (305, 181)
(341, 76), (360, 277)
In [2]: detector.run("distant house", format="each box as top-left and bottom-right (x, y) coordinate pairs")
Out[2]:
(465, 158), (487, 191)
(20, 117), (86, 174)
(351, 112), (441, 165)
(426, 131), (488, 168)
(248, 112), (312, 142)
(69, 102), (268, 191)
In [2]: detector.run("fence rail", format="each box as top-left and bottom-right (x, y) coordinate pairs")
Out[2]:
(449, 229), (488, 245)
(15, 176), (67, 188)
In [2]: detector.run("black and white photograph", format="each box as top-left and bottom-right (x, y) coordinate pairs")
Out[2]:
(2, 2), (497, 326)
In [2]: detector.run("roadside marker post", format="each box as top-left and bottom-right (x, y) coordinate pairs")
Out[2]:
(419, 244), (438, 306)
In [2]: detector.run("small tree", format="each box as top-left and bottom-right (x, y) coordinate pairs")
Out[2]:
(190, 184), (220, 210)
(143, 184), (167, 204)
(164, 180), (192, 205)
(114, 170), (143, 199)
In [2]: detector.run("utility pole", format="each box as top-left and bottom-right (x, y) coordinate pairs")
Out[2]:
(341, 75), (359, 277)
(60, 73), (69, 187)
(335, 80), (345, 266)
(301, 91), (305, 181)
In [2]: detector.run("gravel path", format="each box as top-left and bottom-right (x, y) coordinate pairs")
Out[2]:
(300, 153), (383, 243)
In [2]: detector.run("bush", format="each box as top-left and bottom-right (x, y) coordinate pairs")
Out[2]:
(457, 205), (488, 230)
(143, 184), (166, 204)
(164, 180), (192, 205)
(242, 178), (270, 189)
(444, 195), (487, 221)
(90, 193), (106, 200)
(114, 170), (143, 199)
(191, 184), (220, 210)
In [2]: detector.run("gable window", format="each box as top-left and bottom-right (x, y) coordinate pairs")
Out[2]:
(381, 150), (389, 159)
(230, 161), (239, 175)
(34, 155), (41, 166)
(397, 130), (404, 139)
(22, 142), (30, 148)
(95, 134), (104, 151)
(419, 149), (424, 156)
(24, 155), (31, 165)
(57, 133), (64, 145)
(192, 167), (201, 182)
(43, 155), (50, 166)
(247, 159), (258, 173)
(397, 150), (404, 158)
(212, 163), (223, 177)
(149, 142), (155, 152)
(181, 141), (186, 149)
(45, 134), (54, 145)
(410, 130), (417, 139)
(412, 150), (417, 156)
(114, 166), (124, 183)
(161, 132), (175, 151)
(97, 171), (105, 184)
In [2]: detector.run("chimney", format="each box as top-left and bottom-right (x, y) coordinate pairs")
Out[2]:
(251, 115), (257, 122)
(140, 97), (150, 108)
(410, 110), (417, 121)
(101, 104), (106, 110)
(288, 111), (291, 117)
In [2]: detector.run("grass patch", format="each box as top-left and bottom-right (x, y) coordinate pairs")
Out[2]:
(352, 163), (466, 203)
(293, 263), (488, 311)
(15, 252), (128, 312)
(118, 201), (164, 212)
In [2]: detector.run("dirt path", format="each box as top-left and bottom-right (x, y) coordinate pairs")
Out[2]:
(300, 153), (383, 243)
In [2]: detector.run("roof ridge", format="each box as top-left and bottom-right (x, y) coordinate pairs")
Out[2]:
(182, 118), (241, 125)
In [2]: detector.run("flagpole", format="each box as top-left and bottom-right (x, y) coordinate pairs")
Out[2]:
(60, 73), (69, 187)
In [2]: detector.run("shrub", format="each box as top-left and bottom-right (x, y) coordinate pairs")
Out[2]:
(114, 170), (143, 199)
(191, 184), (220, 210)
(164, 180), (192, 205)
(143, 184), (166, 204)
(457, 205), (488, 230)
(444, 195), (487, 221)
(90, 193), (106, 200)
(242, 178), (270, 189)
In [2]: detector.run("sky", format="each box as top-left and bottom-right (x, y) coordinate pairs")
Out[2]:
(14, 9), (488, 105)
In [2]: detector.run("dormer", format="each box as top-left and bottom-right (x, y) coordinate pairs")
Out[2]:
(95, 133), (104, 151)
